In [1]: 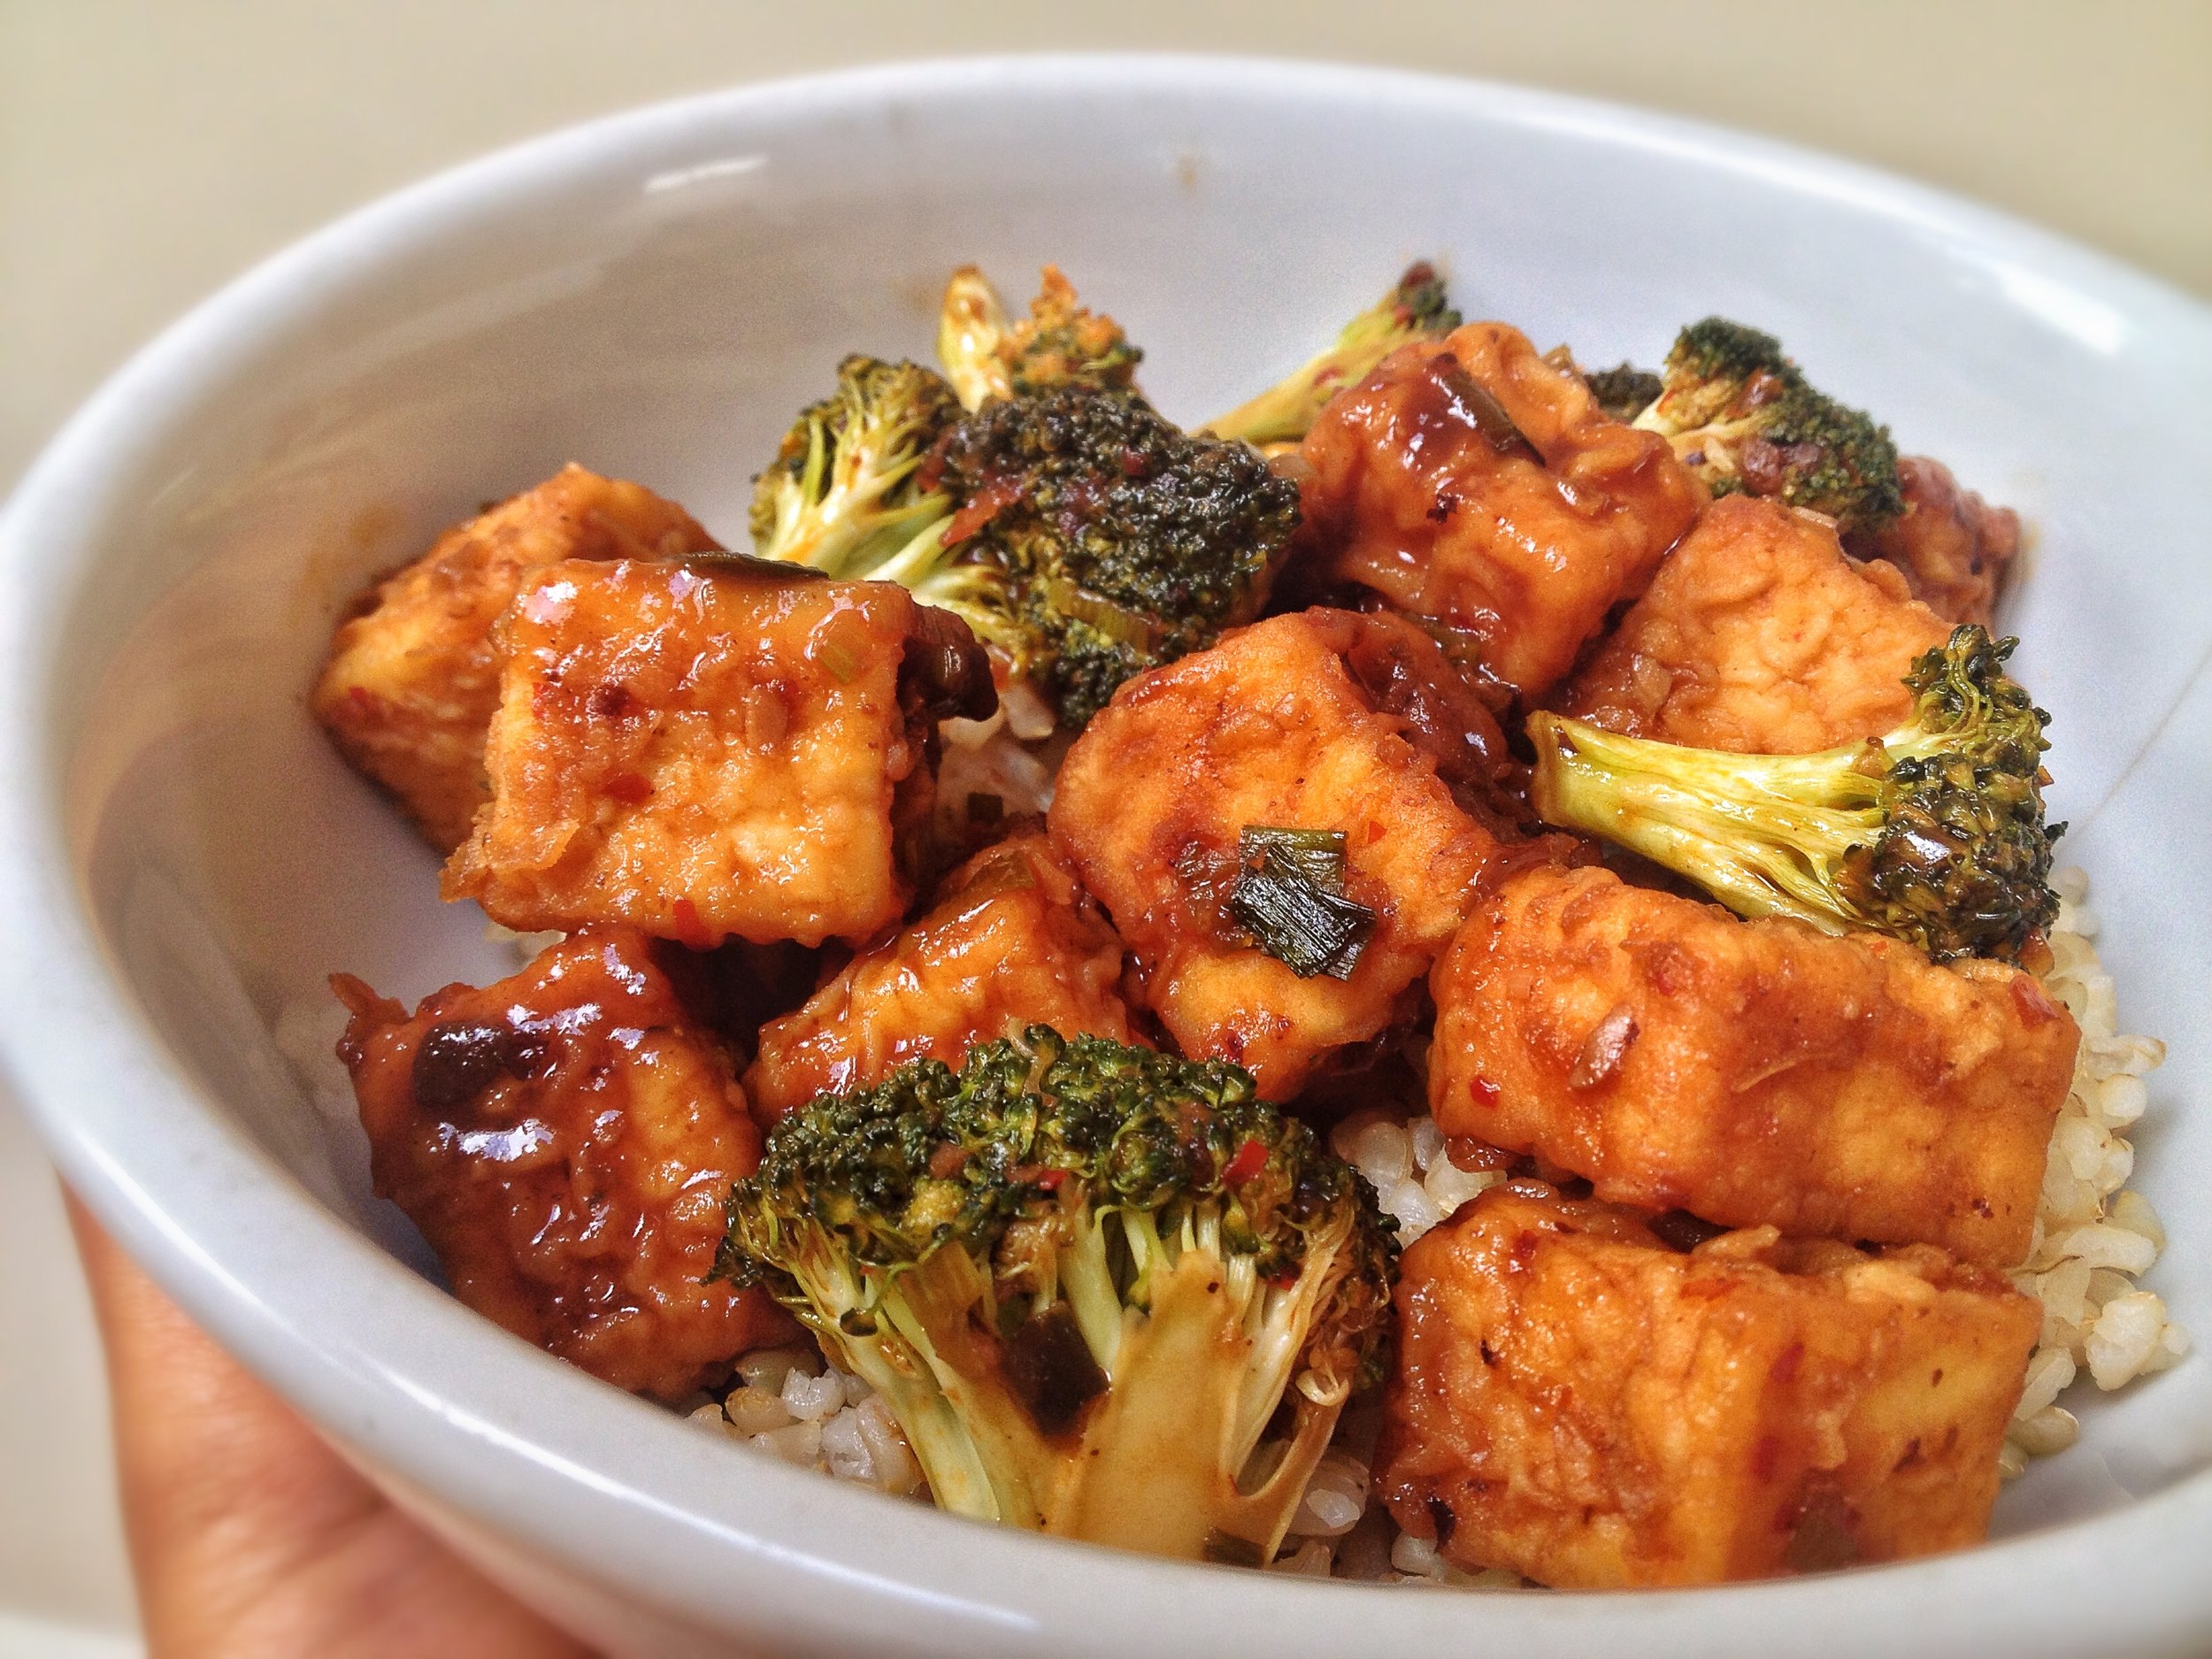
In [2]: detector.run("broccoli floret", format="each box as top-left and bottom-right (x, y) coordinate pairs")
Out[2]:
(934, 385), (1302, 728)
(1527, 626), (2062, 964)
(1581, 362), (1663, 424)
(1632, 318), (1905, 536)
(717, 1027), (1397, 1563)
(935, 265), (1142, 411)
(749, 355), (961, 576)
(747, 353), (1034, 664)
(1201, 261), (1462, 445)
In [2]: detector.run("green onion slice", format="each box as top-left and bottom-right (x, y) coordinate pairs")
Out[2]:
(1225, 826), (1379, 981)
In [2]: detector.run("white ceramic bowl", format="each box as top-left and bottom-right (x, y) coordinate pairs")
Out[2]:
(4, 55), (2208, 1658)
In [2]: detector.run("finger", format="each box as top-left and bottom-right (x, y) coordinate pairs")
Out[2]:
(65, 1191), (593, 1659)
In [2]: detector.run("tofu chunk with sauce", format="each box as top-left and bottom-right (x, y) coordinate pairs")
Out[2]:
(442, 557), (994, 947)
(1555, 494), (1953, 753)
(746, 830), (1137, 1120)
(1295, 322), (1704, 698)
(1846, 455), (2022, 627)
(334, 927), (786, 1400)
(1049, 608), (1509, 1098)
(1428, 862), (2078, 1267)
(312, 465), (720, 850)
(1378, 1181), (2040, 1587)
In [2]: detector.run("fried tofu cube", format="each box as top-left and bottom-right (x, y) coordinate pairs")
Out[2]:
(312, 465), (719, 850)
(1296, 322), (1704, 697)
(1428, 862), (2078, 1266)
(442, 558), (993, 947)
(334, 927), (785, 1399)
(1050, 609), (1503, 1097)
(1555, 495), (1953, 752)
(1846, 454), (2023, 627)
(1378, 1181), (2041, 1587)
(746, 830), (1137, 1120)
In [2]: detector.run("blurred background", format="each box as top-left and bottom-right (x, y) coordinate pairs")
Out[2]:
(1, 2), (2205, 1651)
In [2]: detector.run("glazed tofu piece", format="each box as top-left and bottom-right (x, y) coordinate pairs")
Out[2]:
(1846, 455), (2023, 627)
(746, 830), (1137, 1120)
(1555, 495), (1953, 753)
(1428, 862), (2078, 1267)
(334, 927), (784, 1400)
(1050, 609), (1505, 1097)
(1295, 322), (1704, 698)
(312, 465), (720, 850)
(442, 557), (994, 947)
(1379, 1181), (2041, 1587)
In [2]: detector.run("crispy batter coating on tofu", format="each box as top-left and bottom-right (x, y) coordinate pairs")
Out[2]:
(333, 927), (786, 1399)
(1049, 609), (1508, 1097)
(1846, 455), (2023, 626)
(442, 557), (994, 947)
(745, 830), (1136, 1120)
(1555, 494), (1952, 752)
(1294, 322), (1704, 698)
(312, 465), (719, 850)
(1428, 862), (2078, 1266)
(1379, 1181), (2041, 1587)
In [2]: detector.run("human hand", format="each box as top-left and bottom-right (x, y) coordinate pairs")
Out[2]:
(66, 1192), (594, 1659)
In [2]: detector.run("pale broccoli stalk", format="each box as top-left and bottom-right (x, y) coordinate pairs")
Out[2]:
(716, 1028), (1397, 1564)
(1528, 626), (2061, 964)
(1200, 262), (1461, 446)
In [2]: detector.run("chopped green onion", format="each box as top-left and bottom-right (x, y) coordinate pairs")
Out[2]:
(1043, 576), (1161, 652)
(1225, 826), (1379, 981)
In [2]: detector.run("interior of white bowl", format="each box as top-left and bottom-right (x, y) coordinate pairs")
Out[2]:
(4, 56), (2209, 1659)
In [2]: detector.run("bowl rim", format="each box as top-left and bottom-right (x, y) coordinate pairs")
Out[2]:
(3, 51), (2209, 1657)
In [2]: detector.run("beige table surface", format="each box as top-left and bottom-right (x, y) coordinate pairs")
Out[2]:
(3, 2), (2206, 1649)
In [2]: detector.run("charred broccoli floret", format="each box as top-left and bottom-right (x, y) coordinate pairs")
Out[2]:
(1527, 626), (2061, 964)
(1202, 261), (1462, 444)
(1581, 362), (1663, 424)
(717, 1027), (1396, 1564)
(936, 265), (1142, 411)
(933, 385), (1302, 727)
(1629, 318), (1905, 537)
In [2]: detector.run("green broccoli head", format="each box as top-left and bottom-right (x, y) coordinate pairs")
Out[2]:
(749, 354), (963, 577)
(933, 385), (1302, 728)
(1632, 317), (1906, 537)
(1527, 626), (2062, 964)
(935, 265), (1143, 411)
(1202, 260), (1463, 445)
(717, 1027), (1397, 1564)
(1580, 362), (1664, 424)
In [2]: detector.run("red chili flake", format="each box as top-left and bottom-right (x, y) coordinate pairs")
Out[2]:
(1469, 1075), (1501, 1108)
(927, 1143), (971, 1179)
(2010, 975), (2062, 1028)
(1770, 1341), (1804, 1384)
(1751, 1434), (1782, 1482)
(669, 897), (716, 950)
(343, 684), (386, 716)
(1221, 1138), (1269, 1187)
(1263, 1262), (1302, 1288)
(588, 682), (639, 723)
(1036, 1167), (1069, 1193)
(602, 771), (653, 804)
(941, 479), (1020, 546)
